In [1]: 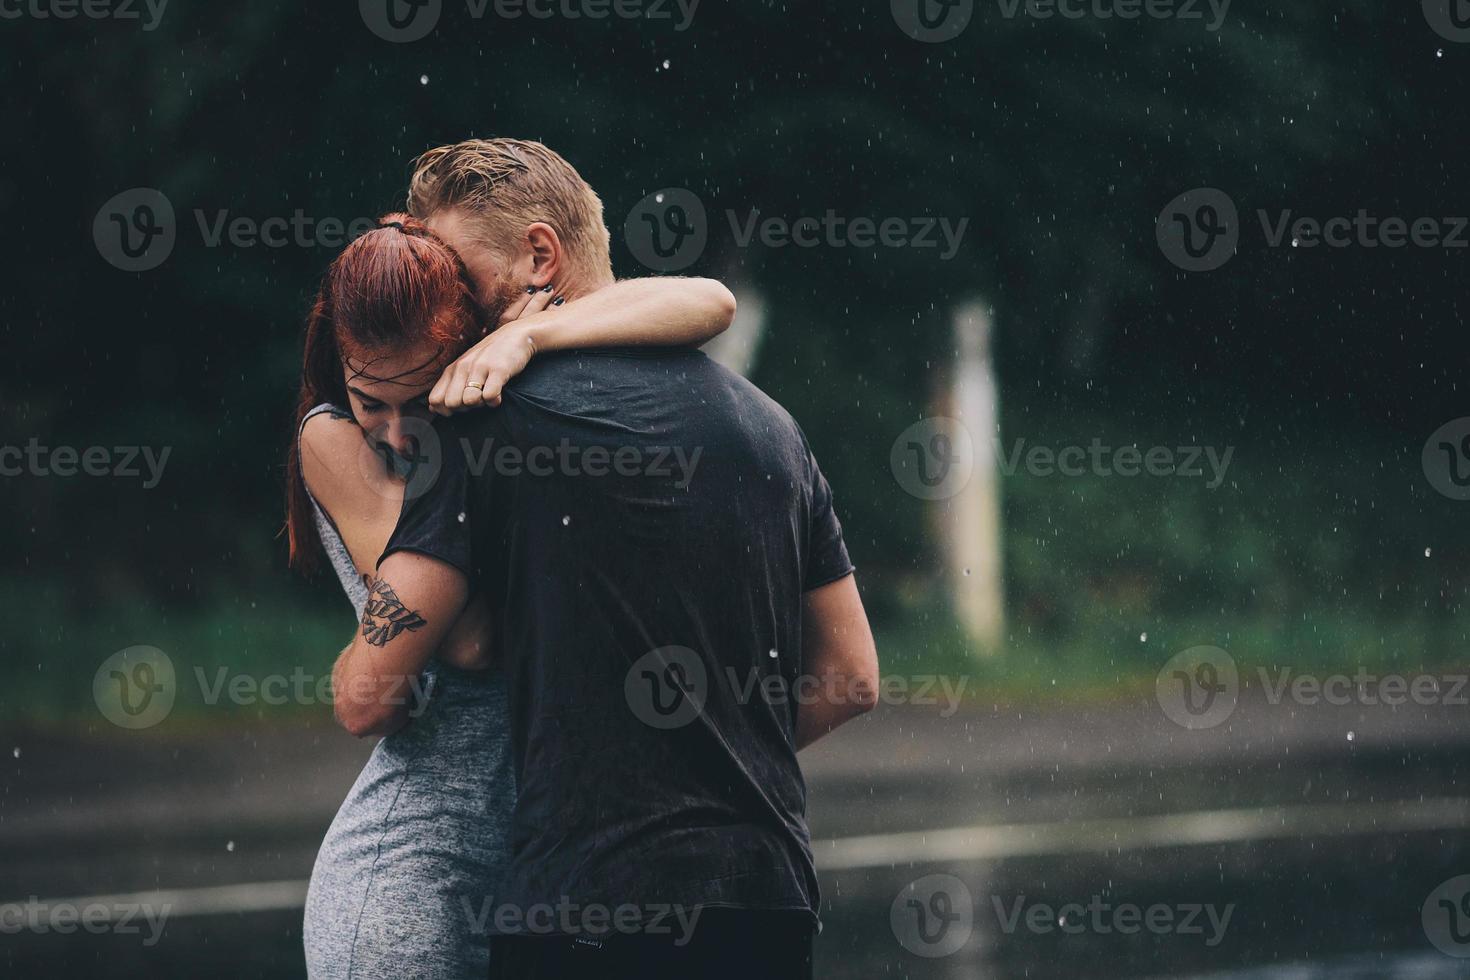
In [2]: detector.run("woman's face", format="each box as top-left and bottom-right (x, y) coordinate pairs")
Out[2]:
(340, 337), (451, 459)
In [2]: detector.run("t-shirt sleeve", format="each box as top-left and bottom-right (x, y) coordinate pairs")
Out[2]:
(380, 420), (475, 578)
(803, 445), (855, 592)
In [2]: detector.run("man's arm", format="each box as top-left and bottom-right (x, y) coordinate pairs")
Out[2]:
(796, 574), (879, 750)
(332, 551), (468, 737)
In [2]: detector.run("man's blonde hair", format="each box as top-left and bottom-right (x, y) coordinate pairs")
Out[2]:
(407, 138), (612, 279)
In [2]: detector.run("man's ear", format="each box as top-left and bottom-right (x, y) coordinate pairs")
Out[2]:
(523, 222), (564, 289)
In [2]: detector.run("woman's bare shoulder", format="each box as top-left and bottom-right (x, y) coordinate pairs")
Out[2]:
(299, 412), (386, 518)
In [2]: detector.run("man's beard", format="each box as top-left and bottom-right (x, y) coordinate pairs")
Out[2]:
(479, 274), (527, 330)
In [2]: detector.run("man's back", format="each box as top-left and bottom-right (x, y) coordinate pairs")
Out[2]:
(386, 348), (854, 933)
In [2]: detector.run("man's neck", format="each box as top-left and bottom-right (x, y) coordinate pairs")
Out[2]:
(557, 268), (616, 303)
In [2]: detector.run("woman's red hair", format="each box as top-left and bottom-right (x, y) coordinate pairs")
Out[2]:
(284, 212), (483, 574)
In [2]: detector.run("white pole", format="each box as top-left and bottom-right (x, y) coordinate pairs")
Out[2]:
(702, 285), (766, 378)
(943, 300), (1004, 655)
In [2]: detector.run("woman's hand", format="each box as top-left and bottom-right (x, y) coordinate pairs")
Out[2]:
(428, 324), (537, 415)
(428, 286), (559, 416)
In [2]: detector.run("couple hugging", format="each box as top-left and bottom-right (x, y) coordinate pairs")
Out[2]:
(285, 137), (879, 979)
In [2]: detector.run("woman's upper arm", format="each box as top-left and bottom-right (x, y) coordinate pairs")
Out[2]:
(679, 277), (738, 344)
(524, 277), (738, 353)
(298, 412), (358, 515)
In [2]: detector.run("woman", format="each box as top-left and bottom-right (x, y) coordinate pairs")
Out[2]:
(286, 213), (735, 978)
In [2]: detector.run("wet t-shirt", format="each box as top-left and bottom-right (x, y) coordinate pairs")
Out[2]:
(383, 348), (853, 934)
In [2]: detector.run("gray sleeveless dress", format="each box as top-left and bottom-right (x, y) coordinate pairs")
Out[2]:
(299, 404), (515, 979)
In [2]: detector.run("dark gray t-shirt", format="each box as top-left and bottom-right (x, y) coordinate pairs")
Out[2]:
(384, 348), (853, 934)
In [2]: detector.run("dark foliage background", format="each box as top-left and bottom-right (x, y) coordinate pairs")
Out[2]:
(3, 1), (1467, 713)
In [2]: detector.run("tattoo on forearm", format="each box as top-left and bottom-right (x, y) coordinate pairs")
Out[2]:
(360, 577), (428, 646)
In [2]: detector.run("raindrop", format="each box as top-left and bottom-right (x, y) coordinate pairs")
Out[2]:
(1425, 547), (1432, 558)
(1139, 632), (1148, 643)
(562, 515), (571, 527)
(226, 840), (236, 852)
(662, 59), (671, 70)
(768, 649), (779, 659)
(457, 512), (466, 523)
(1291, 238), (1300, 248)
(10, 747), (18, 759)
(1437, 49), (1445, 59)
(419, 74), (430, 86)
(1346, 731), (1355, 742)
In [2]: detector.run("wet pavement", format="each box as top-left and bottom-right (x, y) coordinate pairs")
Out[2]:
(5, 694), (1470, 978)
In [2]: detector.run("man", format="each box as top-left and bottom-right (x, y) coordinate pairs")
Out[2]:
(332, 138), (878, 979)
